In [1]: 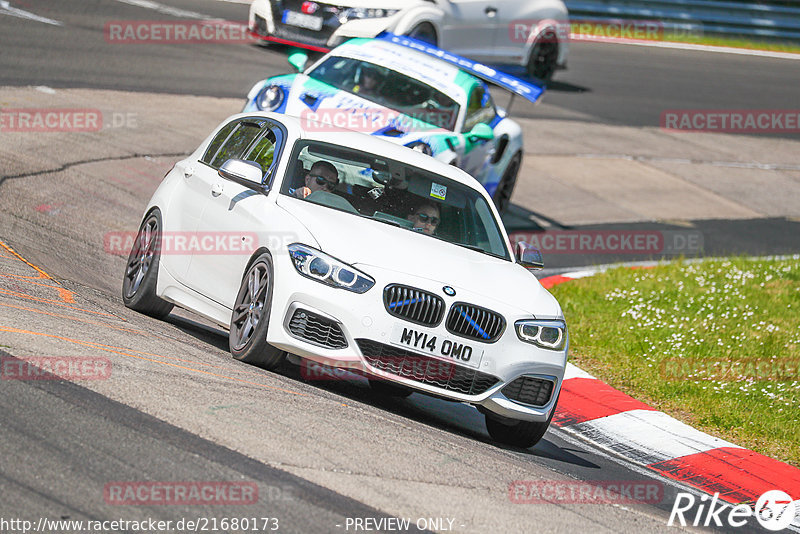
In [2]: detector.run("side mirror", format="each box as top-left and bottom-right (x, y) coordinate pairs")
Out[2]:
(287, 50), (308, 72)
(467, 122), (494, 142)
(516, 241), (544, 270)
(218, 159), (265, 189)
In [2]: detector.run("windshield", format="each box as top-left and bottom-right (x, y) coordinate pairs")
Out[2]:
(280, 140), (510, 260)
(306, 56), (460, 132)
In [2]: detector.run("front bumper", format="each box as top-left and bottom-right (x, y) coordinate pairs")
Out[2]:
(249, 1), (394, 52)
(266, 257), (567, 423)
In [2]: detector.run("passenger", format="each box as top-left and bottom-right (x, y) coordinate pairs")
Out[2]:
(406, 201), (440, 235)
(294, 160), (339, 199)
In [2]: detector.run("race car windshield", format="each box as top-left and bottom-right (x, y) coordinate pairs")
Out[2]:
(281, 140), (510, 261)
(306, 56), (460, 132)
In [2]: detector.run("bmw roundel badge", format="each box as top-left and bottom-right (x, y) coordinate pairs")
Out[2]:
(443, 286), (456, 296)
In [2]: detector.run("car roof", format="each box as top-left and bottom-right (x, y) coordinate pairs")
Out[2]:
(327, 38), (479, 104)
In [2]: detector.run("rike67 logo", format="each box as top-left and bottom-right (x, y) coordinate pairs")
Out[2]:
(669, 490), (798, 531)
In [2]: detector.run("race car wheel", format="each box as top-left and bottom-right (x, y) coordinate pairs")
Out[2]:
(368, 378), (413, 398)
(229, 252), (285, 370)
(122, 209), (174, 319)
(406, 22), (437, 46)
(485, 394), (558, 448)
(492, 152), (521, 214)
(527, 29), (559, 81)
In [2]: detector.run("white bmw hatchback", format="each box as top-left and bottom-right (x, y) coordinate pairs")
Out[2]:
(123, 112), (568, 447)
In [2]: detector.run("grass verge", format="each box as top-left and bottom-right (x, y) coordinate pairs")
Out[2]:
(571, 25), (800, 54)
(549, 256), (800, 466)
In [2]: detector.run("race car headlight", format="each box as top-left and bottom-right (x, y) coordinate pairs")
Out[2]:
(288, 244), (374, 293)
(406, 141), (433, 156)
(257, 85), (284, 111)
(341, 8), (399, 22)
(515, 319), (567, 351)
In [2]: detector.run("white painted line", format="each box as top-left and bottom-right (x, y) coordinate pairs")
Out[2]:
(571, 33), (800, 61)
(114, 0), (212, 20)
(568, 409), (742, 466)
(0, 1), (62, 26)
(558, 270), (598, 280)
(564, 362), (595, 380)
(35, 86), (56, 94)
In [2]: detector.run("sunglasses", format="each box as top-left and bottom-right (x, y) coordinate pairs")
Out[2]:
(415, 213), (440, 225)
(309, 174), (337, 188)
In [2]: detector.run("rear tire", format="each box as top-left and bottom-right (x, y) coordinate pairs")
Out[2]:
(406, 22), (437, 46)
(526, 30), (559, 81)
(368, 378), (413, 398)
(492, 152), (521, 214)
(122, 209), (174, 319)
(229, 253), (285, 370)
(485, 393), (559, 448)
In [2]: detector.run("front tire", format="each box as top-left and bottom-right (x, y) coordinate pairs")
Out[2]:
(492, 152), (521, 214)
(229, 253), (285, 369)
(122, 209), (173, 319)
(485, 394), (559, 448)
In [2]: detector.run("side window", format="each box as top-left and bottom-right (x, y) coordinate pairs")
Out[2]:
(243, 129), (277, 174)
(201, 119), (264, 169)
(201, 121), (236, 165)
(463, 84), (496, 132)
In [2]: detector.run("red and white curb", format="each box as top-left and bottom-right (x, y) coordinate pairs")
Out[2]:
(541, 268), (800, 526)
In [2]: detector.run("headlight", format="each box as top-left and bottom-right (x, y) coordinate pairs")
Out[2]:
(515, 319), (567, 351)
(341, 8), (399, 22)
(288, 244), (374, 293)
(257, 85), (284, 111)
(406, 141), (433, 156)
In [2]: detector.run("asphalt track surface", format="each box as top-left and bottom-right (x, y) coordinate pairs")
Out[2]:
(0, 1), (798, 533)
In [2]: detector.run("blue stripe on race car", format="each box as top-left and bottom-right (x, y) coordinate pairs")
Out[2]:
(489, 114), (503, 128)
(375, 33), (545, 104)
(372, 125), (406, 137)
(300, 93), (325, 111)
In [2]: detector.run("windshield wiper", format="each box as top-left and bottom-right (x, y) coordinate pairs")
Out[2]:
(454, 243), (507, 260)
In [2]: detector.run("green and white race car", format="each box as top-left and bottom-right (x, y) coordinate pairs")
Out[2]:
(243, 34), (544, 212)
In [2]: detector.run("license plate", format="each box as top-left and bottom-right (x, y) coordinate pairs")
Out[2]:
(282, 10), (323, 31)
(390, 324), (483, 369)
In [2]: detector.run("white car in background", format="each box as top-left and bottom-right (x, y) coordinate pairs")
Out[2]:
(249, 0), (569, 80)
(122, 112), (568, 448)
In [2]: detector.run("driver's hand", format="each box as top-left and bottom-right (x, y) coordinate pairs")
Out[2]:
(295, 186), (312, 199)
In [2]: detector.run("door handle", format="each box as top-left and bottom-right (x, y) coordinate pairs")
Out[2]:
(211, 182), (224, 197)
(484, 6), (497, 17)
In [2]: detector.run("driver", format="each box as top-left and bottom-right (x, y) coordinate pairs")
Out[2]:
(353, 66), (383, 98)
(294, 160), (339, 199)
(406, 201), (440, 236)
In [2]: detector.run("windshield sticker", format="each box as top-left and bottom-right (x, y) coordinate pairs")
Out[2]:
(430, 182), (447, 200)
